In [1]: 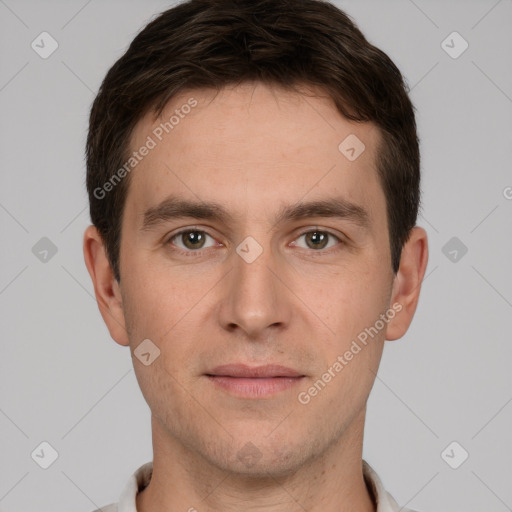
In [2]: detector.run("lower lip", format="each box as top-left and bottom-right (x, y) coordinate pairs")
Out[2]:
(206, 376), (304, 398)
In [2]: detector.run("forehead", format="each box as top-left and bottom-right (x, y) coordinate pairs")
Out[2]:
(124, 82), (386, 230)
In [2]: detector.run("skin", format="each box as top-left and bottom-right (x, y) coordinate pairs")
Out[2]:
(84, 81), (428, 512)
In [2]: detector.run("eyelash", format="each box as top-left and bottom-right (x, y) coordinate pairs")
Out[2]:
(165, 227), (344, 256)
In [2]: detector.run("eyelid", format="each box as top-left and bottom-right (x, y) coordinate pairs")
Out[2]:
(294, 225), (344, 239)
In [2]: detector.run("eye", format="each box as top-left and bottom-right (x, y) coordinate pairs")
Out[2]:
(292, 230), (342, 251)
(167, 229), (218, 252)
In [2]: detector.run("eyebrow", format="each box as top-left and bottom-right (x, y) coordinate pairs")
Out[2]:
(141, 195), (370, 231)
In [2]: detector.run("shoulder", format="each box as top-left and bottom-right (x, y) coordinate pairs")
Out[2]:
(90, 504), (117, 512)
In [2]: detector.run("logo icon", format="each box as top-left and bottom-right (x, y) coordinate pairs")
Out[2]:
(441, 32), (469, 59)
(32, 237), (58, 263)
(236, 236), (263, 264)
(134, 339), (161, 366)
(442, 236), (468, 263)
(441, 441), (469, 469)
(31, 441), (59, 469)
(31, 32), (59, 59)
(338, 134), (366, 162)
(236, 442), (263, 468)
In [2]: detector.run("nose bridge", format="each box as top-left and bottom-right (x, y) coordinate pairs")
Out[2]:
(219, 235), (288, 337)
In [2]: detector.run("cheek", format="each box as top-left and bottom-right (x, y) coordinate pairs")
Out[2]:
(121, 278), (164, 340)
(316, 270), (390, 345)
(120, 255), (193, 337)
(120, 259), (221, 379)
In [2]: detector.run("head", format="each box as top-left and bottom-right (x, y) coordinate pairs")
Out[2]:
(84, 0), (428, 477)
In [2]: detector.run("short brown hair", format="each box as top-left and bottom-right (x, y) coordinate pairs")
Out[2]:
(86, 0), (420, 282)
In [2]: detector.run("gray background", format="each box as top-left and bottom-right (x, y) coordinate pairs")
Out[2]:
(1, 0), (511, 510)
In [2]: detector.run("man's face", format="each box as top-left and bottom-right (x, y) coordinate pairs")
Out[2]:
(117, 82), (395, 475)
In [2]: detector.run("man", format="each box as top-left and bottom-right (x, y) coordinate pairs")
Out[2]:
(83, 0), (429, 510)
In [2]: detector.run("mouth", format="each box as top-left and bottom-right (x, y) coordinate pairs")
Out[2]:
(205, 364), (306, 399)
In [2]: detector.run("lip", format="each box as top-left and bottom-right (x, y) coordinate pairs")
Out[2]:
(206, 364), (304, 378)
(205, 364), (305, 399)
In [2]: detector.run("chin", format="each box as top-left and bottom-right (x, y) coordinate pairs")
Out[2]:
(207, 433), (312, 479)
(224, 453), (305, 480)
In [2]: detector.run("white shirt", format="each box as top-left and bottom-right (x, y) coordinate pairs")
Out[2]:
(92, 460), (417, 512)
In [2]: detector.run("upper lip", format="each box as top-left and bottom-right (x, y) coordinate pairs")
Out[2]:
(206, 364), (304, 378)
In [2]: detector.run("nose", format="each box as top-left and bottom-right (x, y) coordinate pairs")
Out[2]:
(216, 239), (291, 341)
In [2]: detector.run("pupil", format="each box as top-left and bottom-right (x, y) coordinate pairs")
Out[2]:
(308, 231), (327, 249)
(185, 231), (204, 248)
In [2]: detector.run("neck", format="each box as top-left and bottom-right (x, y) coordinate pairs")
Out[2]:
(136, 408), (375, 512)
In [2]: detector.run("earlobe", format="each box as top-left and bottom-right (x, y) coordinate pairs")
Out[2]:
(386, 226), (429, 341)
(83, 225), (130, 346)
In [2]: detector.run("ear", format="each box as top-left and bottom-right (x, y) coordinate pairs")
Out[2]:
(386, 226), (429, 341)
(83, 225), (129, 346)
